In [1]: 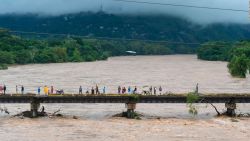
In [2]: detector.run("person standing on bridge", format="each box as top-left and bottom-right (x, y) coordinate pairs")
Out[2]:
(79, 86), (83, 94)
(133, 86), (137, 94)
(44, 86), (49, 95)
(118, 86), (121, 94)
(102, 86), (106, 94)
(51, 86), (54, 94)
(128, 86), (131, 94)
(3, 85), (6, 95)
(38, 87), (41, 95)
(91, 87), (95, 95)
(122, 87), (126, 94)
(16, 85), (18, 94)
(159, 86), (162, 95)
(21, 85), (24, 95)
(195, 83), (199, 95)
(96, 85), (100, 95)
(154, 87), (157, 95)
(86, 88), (89, 94)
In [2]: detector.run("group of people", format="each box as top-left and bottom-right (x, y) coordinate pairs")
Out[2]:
(118, 86), (137, 94)
(148, 86), (163, 95)
(0, 84), (166, 95)
(79, 85), (106, 95)
(37, 86), (51, 95)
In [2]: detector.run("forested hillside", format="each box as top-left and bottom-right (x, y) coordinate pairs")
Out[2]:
(0, 28), (186, 69)
(0, 12), (250, 43)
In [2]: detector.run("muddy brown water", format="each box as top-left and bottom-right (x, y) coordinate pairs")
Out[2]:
(0, 55), (250, 141)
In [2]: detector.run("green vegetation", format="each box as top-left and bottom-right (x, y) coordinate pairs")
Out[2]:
(0, 63), (8, 70)
(1, 12), (249, 43)
(186, 92), (200, 116)
(0, 29), (109, 65)
(128, 94), (140, 102)
(197, 41), (232, 61)
(197, 41), (250, 78)
(227, 41), (250, 78)
(0, 28), (196, 68)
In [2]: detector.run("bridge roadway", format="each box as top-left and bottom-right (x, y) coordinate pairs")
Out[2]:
(0, 94), (249, 118)
(0, 94), (250, 103)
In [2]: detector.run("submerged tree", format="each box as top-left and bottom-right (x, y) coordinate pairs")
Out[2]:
(228, 55), (250, 78)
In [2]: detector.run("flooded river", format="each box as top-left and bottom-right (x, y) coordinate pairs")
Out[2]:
(0, 55), (250, 93)
(0, 55), (250, 141)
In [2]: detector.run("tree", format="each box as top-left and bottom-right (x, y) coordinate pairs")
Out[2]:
(197, 41), (232, 61)
(15, 50), (32, 64)
(52, 47), (68, 62)
(70, 48), (82, 62)
(0, 51), (15, 64)
(228, 55), (250, 78)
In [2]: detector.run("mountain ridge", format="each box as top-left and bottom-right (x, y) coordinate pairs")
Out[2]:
(0, 12), (249, 43)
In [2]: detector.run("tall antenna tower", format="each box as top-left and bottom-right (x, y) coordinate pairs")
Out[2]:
(100, 0), (103, 12)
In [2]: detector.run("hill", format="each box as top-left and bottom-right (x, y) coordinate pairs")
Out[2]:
(0, 12), (250, 43)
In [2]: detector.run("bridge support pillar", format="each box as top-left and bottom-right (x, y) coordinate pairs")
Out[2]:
(30, 100), (40, 118)
(126, 103), (136, 118)
(225, 100), (236, 117)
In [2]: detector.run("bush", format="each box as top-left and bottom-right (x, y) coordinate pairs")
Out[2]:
(0, 51), (15, 64)
(228, 55), (250, 78)
(0, 64), (8, 70)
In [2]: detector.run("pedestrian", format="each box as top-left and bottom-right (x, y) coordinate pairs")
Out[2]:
(133, 86), (137, 94)
(195, 83), (199, 94)
(118, 86), (121, 94)
(79, 86), (83, 94)
(44, 86), (49, 95)
(3, 85), (6, 95)
(16, 85), (18, 94)
(149, 86), (153, 95)
(128, 86), (131, 94)
(159, 86), (162, 95)
(21, 85), (24, 94)
(103, 86), (106, 94)
(38, 87), (41, 95)
(0, 85), (2, 94)
(154, 87), (157, 95)
(51, 86), (54, 94)
(86, 88), (89, 94)
(96, 85), (100, 95)
(122, 87), (126, 94)
(91, 87), (95, 95)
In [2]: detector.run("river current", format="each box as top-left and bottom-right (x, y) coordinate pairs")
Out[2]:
(0, 55), (250, 141)
(0, 55), (250, 94)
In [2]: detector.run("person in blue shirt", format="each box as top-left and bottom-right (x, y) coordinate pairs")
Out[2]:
(38, 87), (41, 95)
(128, 86), (131, 94)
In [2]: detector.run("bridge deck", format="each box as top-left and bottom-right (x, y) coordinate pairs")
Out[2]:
(0, 94), (250, 103)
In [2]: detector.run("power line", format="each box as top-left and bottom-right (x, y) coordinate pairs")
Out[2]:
(111, 0), (249, 13)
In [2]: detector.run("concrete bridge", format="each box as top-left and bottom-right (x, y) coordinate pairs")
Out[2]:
(0, 94), (250, 118)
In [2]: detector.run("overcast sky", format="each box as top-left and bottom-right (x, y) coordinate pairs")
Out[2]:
(0, 0), (249, 24)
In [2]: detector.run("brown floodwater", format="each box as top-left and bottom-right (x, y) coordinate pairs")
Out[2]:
(0, 55), (249, 94)
(0, 55), (250, 141)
